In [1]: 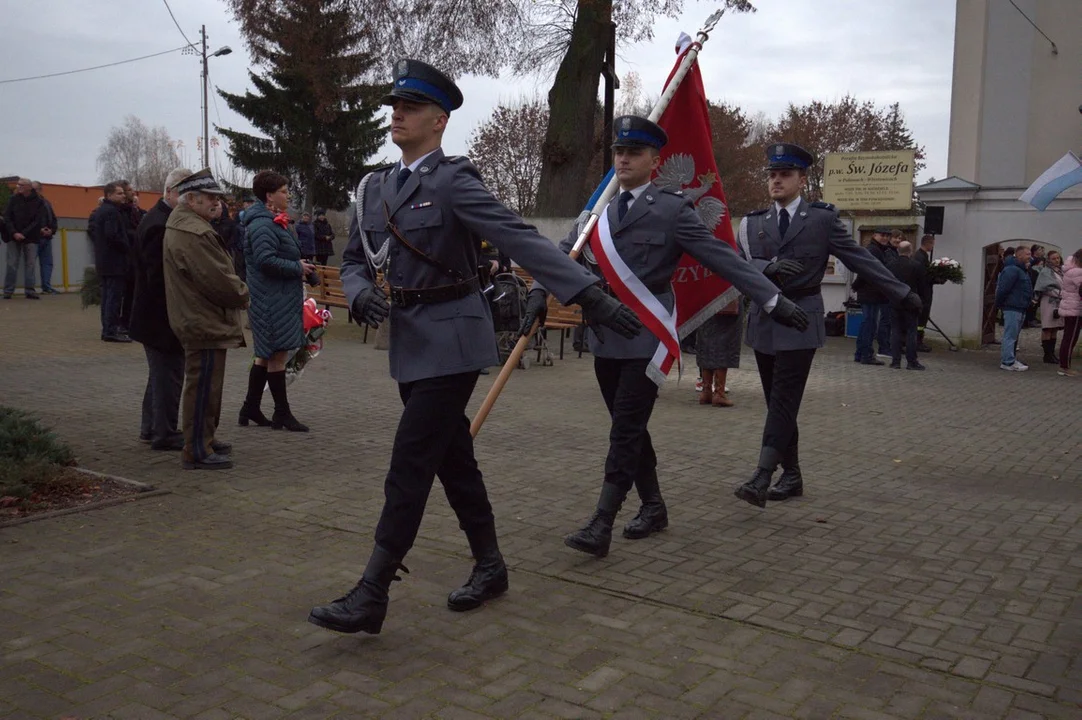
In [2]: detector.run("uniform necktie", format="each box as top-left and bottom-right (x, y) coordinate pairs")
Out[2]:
(779, 207), (790, 237)
(396, 167), (412, 193)
(618, 190), (633, 221)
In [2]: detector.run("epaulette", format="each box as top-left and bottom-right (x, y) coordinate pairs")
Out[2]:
(745, 208), (769, 217)
(660, 188), (684, 196)
(372, 163), (394, 174)
(441, 155), (470, 164)
(809, 201), (835, 211)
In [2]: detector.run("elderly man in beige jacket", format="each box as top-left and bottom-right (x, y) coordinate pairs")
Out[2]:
(163, 169), (249, 470)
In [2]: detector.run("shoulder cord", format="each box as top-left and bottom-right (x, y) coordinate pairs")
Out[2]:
(355, 172), (389, 275)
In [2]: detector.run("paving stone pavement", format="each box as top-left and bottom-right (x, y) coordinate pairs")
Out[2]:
(1, 294), (1080, 720)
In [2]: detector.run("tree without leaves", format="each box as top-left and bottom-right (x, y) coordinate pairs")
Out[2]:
(467, 97), (548, 217)
(216, 0), (386, 211)
(96, 115), (180, 192)
(225, 0), (756, 215)
(531, 0), (756, 216)
(763, 95), (926, 205)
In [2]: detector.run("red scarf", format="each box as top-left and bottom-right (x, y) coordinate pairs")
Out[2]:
(273, 212), (290, 229)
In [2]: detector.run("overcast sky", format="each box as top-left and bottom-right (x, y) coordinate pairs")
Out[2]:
(1, 0), (955, 190)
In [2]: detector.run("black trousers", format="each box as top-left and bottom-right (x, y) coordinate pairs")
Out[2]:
(754, 349), (816, 463)
(594, 357), (659, 495)
(375, 371), (494, 559)
(140, 345), (184, 444)
(918, 291), (933, 330)
(891, 309), (919, 366)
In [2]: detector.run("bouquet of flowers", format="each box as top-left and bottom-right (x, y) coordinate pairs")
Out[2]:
(284, 297), (332, 385)
(927, 257), (964, 285)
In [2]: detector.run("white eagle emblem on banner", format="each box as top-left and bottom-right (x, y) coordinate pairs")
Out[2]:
(654, 153), (727, 232)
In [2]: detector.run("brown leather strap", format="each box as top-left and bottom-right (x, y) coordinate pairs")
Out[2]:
(383, 201), (465, 282)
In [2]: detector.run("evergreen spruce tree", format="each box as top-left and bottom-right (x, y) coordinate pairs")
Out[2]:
(217, 0), (386, 211)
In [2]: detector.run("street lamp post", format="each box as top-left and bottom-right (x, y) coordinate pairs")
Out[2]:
(200, 25), (232, 169)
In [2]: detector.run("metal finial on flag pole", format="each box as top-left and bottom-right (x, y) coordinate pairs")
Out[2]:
(469, 9), (727, 439)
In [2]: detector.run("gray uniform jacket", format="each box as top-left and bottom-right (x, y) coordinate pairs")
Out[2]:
(342, 148), (597, 383)
(536, 183), (780, 360)
(739, 199), (911, 354)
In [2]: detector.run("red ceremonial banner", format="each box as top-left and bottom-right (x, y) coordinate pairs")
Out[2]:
(654, 42), (739, 339)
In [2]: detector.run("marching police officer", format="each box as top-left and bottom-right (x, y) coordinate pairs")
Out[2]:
(522, 116), (810, 558)
(308, 60), (643, 635)
(733, 143), (921, 508)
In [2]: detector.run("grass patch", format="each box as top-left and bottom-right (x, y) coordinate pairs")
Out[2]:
(0, 407), (78, 502)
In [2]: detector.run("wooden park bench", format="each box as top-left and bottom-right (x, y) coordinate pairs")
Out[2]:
(313, 265), (390, 343)
(511, 267), (585, 363)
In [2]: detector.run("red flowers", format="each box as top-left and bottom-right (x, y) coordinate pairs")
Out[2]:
(273, 212), (290, 229)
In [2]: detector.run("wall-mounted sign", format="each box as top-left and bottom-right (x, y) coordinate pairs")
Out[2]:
(823, 150), (916, 210)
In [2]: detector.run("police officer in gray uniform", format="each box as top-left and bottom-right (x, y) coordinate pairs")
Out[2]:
(522, 117), (810, 559)
(733, 143), (921, 508)
(308, 60), (643, 635)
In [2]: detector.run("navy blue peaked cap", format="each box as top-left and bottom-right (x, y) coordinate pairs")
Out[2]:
(382, 58), (463, 113)
(766, 143), (815, 170)
(612, 115), (668, 149)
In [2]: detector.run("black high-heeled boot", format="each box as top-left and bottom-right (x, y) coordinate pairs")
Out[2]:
(267, 370), (309, 432)
(238, 364), (271, 426)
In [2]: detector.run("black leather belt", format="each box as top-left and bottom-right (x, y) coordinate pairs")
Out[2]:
(782, 285), (821, 300)
(602, 281), (670, 298)
(390, 276), (481, 308)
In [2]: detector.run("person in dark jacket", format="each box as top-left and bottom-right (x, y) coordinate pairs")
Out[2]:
(130, 168), (190, 449)
(915, 234), (935, 352)
(996, 246), (1034, 371)
(3, 178), (44, 299)
(296, 212), (315, 261)
(887, 241), (930, 370)
(312, 209), (334, 265)
(851, 228), (893, 363)
(238, 170), (315, 432)
(118, 182), (144, 332)
(31, 181), (60, 294)
(96, 182), (134, 342)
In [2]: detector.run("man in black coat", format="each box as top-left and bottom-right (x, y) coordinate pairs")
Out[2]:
(3, 178), (44, 299)
(31, 181), (60, 294)
(915, 234), (935, 351)
(130, 169), (190, 448)
(888, 241), (931, 371)
(95, 182), (134, 342)
(851, 228), (893, 364)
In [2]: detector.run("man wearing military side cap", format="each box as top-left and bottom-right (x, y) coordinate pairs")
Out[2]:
(309, 60), (643, 635)
(733, 143), (921, 509)
(522, 116), (809, 559)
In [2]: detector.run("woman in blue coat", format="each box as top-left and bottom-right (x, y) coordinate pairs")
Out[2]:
(238, 170), (315, 432)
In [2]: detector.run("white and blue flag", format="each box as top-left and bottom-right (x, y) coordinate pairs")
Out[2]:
(1019, 152), (1082, 211)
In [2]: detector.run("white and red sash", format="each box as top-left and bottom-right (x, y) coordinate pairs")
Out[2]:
(589, 209), (681, 386)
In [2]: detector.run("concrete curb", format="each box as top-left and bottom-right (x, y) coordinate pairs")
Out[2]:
(0, 468), (170, 529)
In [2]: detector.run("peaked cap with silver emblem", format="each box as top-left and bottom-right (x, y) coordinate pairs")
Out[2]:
(382, 59), (463, 113)
(765, 143), (815, 171)
(612, 115), (668, 149)
(172, 168), (226, 196)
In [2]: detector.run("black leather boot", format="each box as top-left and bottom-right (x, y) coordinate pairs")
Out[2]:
(734, 447), (781, 508)
(307, 546), (407, 634)
(267, 370), (309, 432)
(565, 483), (625, 557)
(447, 522), (509, 612)
(768, 444), (803, 501)
(238, 364), (271, 427)
(1043, 339), (1058, 364)
(623, 470), (668, 539)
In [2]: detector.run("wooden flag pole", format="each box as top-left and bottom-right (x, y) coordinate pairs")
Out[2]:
(469, 9), (726, 439)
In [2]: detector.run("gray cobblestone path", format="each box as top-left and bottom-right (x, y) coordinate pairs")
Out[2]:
(1, 295), (1079, 719)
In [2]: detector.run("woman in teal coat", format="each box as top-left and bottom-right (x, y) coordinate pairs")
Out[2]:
(238, 170), (315, 432)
